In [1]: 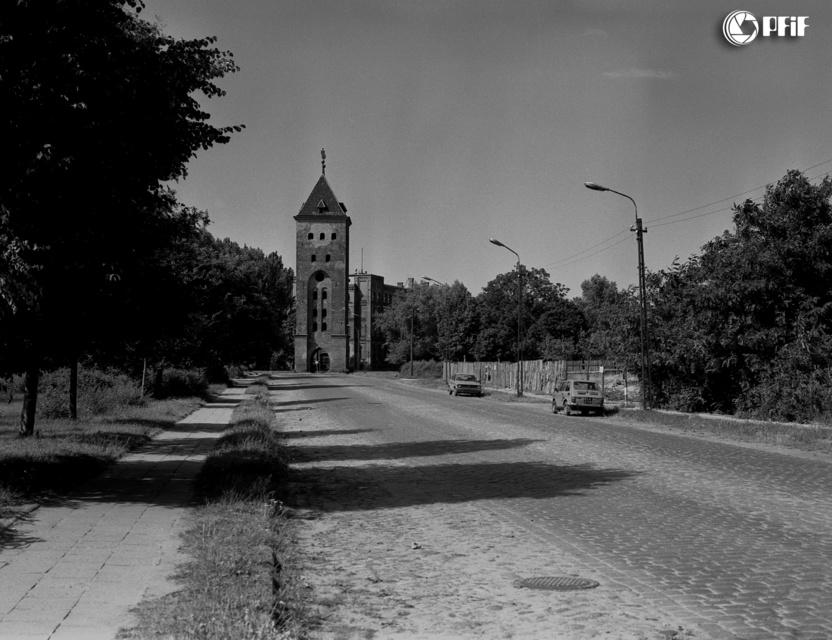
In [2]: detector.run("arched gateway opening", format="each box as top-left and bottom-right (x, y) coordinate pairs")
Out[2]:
(309, 348), (330, 373)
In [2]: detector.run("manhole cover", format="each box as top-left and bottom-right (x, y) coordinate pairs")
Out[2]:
(514, 576), (599, 591)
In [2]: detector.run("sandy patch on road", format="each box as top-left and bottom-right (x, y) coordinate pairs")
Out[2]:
(281, 406), (695, 640)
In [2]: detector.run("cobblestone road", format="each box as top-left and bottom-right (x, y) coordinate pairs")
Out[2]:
(276, 373), (832, 639)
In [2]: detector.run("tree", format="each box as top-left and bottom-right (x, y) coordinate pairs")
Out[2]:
(375, 283), (437, 365)
(474, 267), (584, 361)
(574, 274), (639, 362)
(435, 282), (477, 362)
(375, 281), (478, 367)
(0, 0), (242, 434)
(645, 170), (832, 418)
(184, 235), (294, 372)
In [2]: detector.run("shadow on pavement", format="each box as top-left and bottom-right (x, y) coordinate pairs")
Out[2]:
(291, 438), (542, 462)
(158, 421), (231, 434)
(109, 417), (189, 431)
(273, 397), (351, 407)
(203, 397), (245, 405)
(280, 429), (376, 439)
(0, 511), (44, 551)
(289, 461), (635, 512)
(0, 422), (228, 532)
(267, 384), (367, 391)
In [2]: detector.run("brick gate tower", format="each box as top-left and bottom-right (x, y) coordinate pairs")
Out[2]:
(293, 150), (351, 372)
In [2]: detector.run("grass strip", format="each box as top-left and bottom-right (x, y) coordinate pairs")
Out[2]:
(608, 409), (832, 454)
(120, 390), (305, 639)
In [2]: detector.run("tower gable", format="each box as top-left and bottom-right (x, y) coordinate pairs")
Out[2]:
(296, 175), (349, 219)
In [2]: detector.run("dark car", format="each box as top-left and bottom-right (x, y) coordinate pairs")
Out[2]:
(552, 380), (604, 416)
(448, 373), (483, 397)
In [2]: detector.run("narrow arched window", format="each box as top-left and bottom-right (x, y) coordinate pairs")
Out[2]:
(312, 309), (318, 318)
(313, 290), (318, 300)
(331, 232), (337, 240)
(320, 233), (325, 240)
(311, 255), (316, 262)
(307, 232), (313, 240)
(325, 254), (331, 262)
(322, 309), (327, 318)
(312, 322), (318, 331)
(321, 322), (327, 332)
(322, 289), (328, 300)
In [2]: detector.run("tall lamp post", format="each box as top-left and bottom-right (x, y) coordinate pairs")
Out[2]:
(584, 182), (649, 409)
(489, 239), (523, 397)
(422, 276), (450, 381)
(410, 301), (414, 377)
(352, 313), (362, 371)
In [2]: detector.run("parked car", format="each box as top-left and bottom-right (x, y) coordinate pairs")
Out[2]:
(552, 380), (604, 416)
(448, 373), (483, 397)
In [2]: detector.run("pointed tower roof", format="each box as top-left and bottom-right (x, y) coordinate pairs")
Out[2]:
(295, 174), (350, 223)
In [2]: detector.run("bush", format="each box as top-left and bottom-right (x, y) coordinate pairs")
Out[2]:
(37, 367), (144, 419)
(269, 349), (292, 371)
(226, 364), (246, 379)
(152, 367), (208, 399)
(0, 375), (23, 401)
(204, 361), (230, 385)
(399, 360), (443, 379)
(741, 360), (832, 423)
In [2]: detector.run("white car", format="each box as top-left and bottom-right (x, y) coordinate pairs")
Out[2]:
(448, 373), (483, 397)
(552, 380), (604, 416)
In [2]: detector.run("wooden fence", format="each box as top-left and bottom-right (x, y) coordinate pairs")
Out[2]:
(445, 359), (636, 399)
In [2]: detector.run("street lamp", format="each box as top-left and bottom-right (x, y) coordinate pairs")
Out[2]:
(489, 238), (524, 397)
(584, 181), (650, 409)
(351, 313), (362, 371)
(422, 276), (450, 381)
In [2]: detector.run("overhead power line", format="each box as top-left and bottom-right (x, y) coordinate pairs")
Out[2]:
(647, 158), (832, 227)
(544, 228), (631, 269)
(545, 158), (832, 272)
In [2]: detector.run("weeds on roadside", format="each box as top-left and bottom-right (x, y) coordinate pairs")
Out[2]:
(609, 409), (832, 454)
(245, 373), (271, 401)
(37, 368), (145, 419)
(121, 390), (304, 639)
(399, 360), (443, 378)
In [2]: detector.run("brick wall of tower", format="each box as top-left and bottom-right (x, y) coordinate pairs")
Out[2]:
(294, 217), (350, 372)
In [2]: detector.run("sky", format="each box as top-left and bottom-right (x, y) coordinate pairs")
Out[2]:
(140, 0), (832, 298)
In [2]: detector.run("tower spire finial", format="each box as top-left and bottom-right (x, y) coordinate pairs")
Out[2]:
(321, 148), (326, 175)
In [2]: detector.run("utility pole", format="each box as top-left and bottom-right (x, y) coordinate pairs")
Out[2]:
(409, 302), (414, 377)
(635, 216), (650, 408)
(489, 239), (523, 397)
(585, 182), (649, 409)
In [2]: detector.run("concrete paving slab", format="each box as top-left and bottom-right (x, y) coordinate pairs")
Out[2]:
(0, 390), (240, 640)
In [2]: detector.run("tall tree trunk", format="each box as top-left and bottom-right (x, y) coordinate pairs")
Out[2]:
(155, 366), (164, 398)
(69, 358), (78, 420)
(19, 362), (39, 436)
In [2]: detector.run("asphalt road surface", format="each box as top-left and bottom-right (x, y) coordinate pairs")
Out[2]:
(275, 372), (832, 639)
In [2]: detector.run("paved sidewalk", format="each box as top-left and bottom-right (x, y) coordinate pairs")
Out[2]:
(0, 389), (245, 640)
